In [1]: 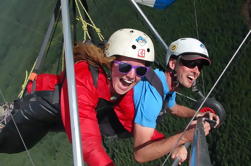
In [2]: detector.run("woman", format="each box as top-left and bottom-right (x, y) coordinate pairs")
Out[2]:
(0, 28), (155, 166)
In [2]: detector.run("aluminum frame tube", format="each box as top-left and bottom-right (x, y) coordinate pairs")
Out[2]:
(61, 0), (84, 165)
(129, 0), (171, 63)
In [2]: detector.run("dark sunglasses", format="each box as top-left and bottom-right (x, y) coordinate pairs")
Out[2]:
(180, 59), (204, 70)
(114, 60), (149, 77)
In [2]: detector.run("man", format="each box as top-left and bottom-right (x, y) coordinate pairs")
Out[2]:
(131, 38), (220, 163)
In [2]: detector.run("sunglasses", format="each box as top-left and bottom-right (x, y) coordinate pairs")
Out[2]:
(113, 60), (149, 77)
(180, 59), (204, 71)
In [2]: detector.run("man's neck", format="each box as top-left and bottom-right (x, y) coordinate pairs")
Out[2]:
(165, 71), (176, 92)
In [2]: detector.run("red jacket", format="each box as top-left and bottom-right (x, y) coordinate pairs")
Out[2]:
(25, 61), (164, 165)
(60, 61), (164, 165)
(60, 61), (115, 166)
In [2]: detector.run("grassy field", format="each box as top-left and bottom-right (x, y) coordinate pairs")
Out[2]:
(0, 0), (250, 165)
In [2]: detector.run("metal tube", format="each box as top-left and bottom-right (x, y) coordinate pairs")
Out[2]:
(128, 0), (171, 63)
(61, 0), (84, 165)
(189, 118), (212, 166)
(129, 0), (168, 50)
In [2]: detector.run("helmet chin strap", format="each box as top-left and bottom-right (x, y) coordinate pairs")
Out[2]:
(169, 69), (179, 90)
(169, 56), (181, 90)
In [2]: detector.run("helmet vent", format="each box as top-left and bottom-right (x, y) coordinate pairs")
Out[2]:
(147, 48), (150, 52)
(130, 30), (134, 33)
(132, 45), (136, 49)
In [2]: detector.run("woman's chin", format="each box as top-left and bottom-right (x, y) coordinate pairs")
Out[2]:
(114, 84), (133, 95)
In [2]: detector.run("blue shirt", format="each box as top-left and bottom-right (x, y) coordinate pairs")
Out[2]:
(133, 69), (176, 128)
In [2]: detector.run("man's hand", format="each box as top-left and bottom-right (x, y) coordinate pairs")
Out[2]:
(197, 111), (220, 128)
(195, 98), (226, 126)
(171, 145), (188, 165)
(183, 118), (211, 143)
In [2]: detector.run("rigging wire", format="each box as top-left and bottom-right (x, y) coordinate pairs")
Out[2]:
(0, 88), (36, 166)
(161, 29), (251, 166)
(193, 0), (207, 96)
(14, 1), (103, 165)
(193, 0), (200, 39)
(176, 92), (197, 102)
(6, 2), (61, 166)
(129, 0), (200, 103)
(18, 0), (61, 99)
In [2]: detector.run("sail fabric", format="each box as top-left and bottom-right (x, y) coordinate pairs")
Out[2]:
(135, 0), (176, 9)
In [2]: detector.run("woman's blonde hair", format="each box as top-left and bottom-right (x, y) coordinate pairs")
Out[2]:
(73, 42), (115, 69)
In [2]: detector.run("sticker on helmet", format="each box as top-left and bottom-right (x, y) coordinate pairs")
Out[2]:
(138, 49), (145, 58)
(136, 36), (147, 46)
(200, 43), (205, 48)
(171, 44), (176, 51)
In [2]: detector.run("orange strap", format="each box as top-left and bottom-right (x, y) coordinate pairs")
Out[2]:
(29, 72), (38, 81)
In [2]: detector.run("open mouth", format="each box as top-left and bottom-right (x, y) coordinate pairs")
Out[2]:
(120, 78), (134, 87)
(187, 75), (195, 82)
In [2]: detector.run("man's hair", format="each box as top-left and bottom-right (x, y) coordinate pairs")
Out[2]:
(165, 55), (178, 72)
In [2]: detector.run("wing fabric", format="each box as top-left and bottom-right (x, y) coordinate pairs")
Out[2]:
(135, 0), (176, 9)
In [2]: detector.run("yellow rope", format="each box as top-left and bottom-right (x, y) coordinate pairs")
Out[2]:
(75, 0), (89, 41)
(74, 0), (104, 41)
(18, 1), (103, 98)
(61, 46), (65, 72)
(17, 60), (37, 98)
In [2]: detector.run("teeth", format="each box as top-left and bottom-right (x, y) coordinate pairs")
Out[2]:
(188, 75), (194, 80)
(123, 79), (134, 84)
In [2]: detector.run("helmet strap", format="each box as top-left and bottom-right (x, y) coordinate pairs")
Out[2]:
(167, 56), (180, 90)
(169, 69), (179, 90)
(172, 56), (182, 89)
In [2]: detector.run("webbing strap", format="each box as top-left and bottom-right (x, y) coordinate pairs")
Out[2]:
(145, 68), (164, 99)
(31, 0), (61, 94)
(88, 64), (99, 88)
(18, 0), (61, 98)
(145, 69), (170, 117)
(34, 0), (61, 73)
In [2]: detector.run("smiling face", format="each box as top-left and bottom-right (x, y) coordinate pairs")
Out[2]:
(169, 58), (202, 88)
(176, 62), (201, 88)
(111, 56), (147, 95)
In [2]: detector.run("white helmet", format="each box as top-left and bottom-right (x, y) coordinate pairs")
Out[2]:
(105, 28), (155, 62)
(166, 38), (210, 65)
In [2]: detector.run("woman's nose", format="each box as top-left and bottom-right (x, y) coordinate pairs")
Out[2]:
(126, 68), (137, 79)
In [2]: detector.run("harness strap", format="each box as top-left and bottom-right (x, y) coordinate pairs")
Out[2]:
(89, 64), (99, 87)
(145, 68), (164, 99)
(18, 0), (61, 98)
(31, 0), (61, 94)
(145, 69), (170, 118)
(88, 64), (131, 138)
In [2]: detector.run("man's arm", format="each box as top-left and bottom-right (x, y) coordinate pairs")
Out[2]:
(168, 104), (196, 118)
(169, 104), (220, 126)
(133, 122), (211, 163)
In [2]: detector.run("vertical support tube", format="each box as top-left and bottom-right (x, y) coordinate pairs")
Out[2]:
(61, 0), (84, 165)
(189, 118), (212, 166)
